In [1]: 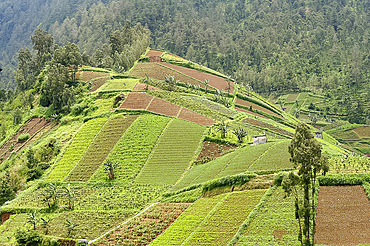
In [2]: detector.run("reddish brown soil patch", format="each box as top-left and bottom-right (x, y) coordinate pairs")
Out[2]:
(162, 63), (234, 92)
(273, 229), (287, 241)
(236, 98), (281, 118)
(196, 141), (236, 163)
(119, 92), (154, 110)
(147, 97), (181, 117)
(93, 203), (191, 246)
(178, 108), (215, 127)
(315, 186), (370, 245)
(130, 63), (203, 87)
(1, 213), (14, 225)
(243, 118), (294, 137)
(89, 76), (110, 92)
(235, 106), (269, 119)
(149, 56), (162, 62)
(81, 71), (110, 82)
(133, 82), (160, 91)
(146, 50), (163, 57)
(353, 126), (370, 138)
(0, 117), (51, 164)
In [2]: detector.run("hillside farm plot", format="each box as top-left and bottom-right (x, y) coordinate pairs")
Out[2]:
(236, 98), (281, 118)
(248, 140), (293, 172)
(196, 141), (237, 164)
(130, 63), (203, 87)
(92, 203), (191, 246)
(353, 126), (370, 138)
(0, 117), (51, 164)
(217, 143), (275, 177)
(162, 62), (234, 92)
(146, 50), (163, 57)
(147, 97), (182, 117)
(92, 97), (115, 116)
(66, 116), (138, 182)
(0, 214), (28, 245)
(133, 82), (160, 91)
(120, 92), (154, 110)
(136, 119), (205, 185)
(152, 190), (265, 245)
(172, 150), (240, 191)
(315, 186), (370, 245)
(178, 108), (216, 127)
(47, 118), (107, 181)
(90, 115), (170, 182)
(243, 118), (294, 137)
(99, 78), (140, 91)
(184, 190), (265, 246)
(161, 52), (189, 63)
(285, 93), (299, 103)
(89, 76), (111, 92)
(236, 187), (300, 245)
(80, 70), (110, 82)
(235, 106), (269, 119)
(150, 194), (225, 245)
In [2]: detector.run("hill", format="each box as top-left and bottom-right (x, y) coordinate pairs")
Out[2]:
(0, 48), (368, 245)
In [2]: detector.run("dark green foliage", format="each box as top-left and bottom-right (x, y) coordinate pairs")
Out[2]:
(202, 173), (257, 192)
(15, 229), (43, 246)
(318, 174), (370, 186)
(18, 133), (30, 142)
(232, 127), (248, 143)
(13, 108), (23, 125)
(0, 173), (16, 206)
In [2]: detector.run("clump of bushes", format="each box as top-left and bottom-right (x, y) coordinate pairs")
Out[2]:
(18, 133), (30, 142)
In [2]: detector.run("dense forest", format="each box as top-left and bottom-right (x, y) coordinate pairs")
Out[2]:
(0, 0), (369, 118)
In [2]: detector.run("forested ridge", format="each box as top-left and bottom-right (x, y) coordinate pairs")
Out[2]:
(0, 0), (369, 117)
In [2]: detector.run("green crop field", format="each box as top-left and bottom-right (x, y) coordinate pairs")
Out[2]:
(0, 214), (28, 245)
(90, 114), (171, 182)
(152, 190), (265, 245)
(99, 78), (140, 91)
(47, 118), (108, 181)
(66, 116), (138, 182)
(92, 97), (114, 116)
(236, 187), (300, 245)
(136, 119), (205, 185)
(249, 140), (294, 172)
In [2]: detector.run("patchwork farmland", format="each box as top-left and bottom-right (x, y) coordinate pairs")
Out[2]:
(0, 49), (368, 246)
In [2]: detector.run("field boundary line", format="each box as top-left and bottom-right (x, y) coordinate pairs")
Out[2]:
(88, 202), (159, 245)
(181, 193), (231, 245)
(145, 93), (156, 110)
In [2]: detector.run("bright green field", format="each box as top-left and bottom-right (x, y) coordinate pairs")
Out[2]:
(99, 78), (140, 91)
(151, 190), (265, 245)
(236, 187), (300, 246)
(47, 118), (108, 181)
(66, 116), (138, 182)
(136, 119), (205, 185)
(90, 114), (171, 182)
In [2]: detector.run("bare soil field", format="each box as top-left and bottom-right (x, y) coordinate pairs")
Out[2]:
(178, 108), (216, 126)
(315, 186), (370, 245)
(89, 77), (111, 92)
(147, 97), (181, 117)
(162, 62), (234, 92)
(145, 50), (163, 57)
(130, 63), (203, 87)
(119, 92), (154, 110)
(196, 141), (236, 163)
(353, 126), (370, 138)
(81, 71), (110, 82)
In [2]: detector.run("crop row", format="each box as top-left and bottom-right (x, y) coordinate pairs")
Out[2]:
(184, 190), (266, 245)
(47, 118), (108, 181)
(136, 119), (206, 185)
(249, 140), (294, 172)
(235, 98), (281, 118)
(66, 116), (138, 182)
(328, 156), (369, 174)
(242, 118), (294, 137)
(92, 203), (191, 246)
(90, 114), (170, 182)
(236, 187), (300, 246)
(186, 95), (237, 119)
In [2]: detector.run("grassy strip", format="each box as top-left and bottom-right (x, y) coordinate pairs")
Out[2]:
(46, 118), (108, 181)
(98, 78), (140, 91)
(90, 114), (170, 182)
(66, 116), (138, 182)
(236, 93), (282, 117)
(136, 119), (205, 185)
(363, 182), (370, 199)
(318, 174), (370, 186)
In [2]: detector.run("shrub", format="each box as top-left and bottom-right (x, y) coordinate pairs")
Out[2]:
(18, 133), (30, 142)
(318, 174), (370, 186)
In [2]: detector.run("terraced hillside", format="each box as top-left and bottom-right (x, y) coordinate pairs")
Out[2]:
(0, 49), (368, 246)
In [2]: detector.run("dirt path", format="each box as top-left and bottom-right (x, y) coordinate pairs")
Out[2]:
(315, 186), (370, 245)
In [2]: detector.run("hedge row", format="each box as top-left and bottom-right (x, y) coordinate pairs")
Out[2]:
(318, 174), (370, 186)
